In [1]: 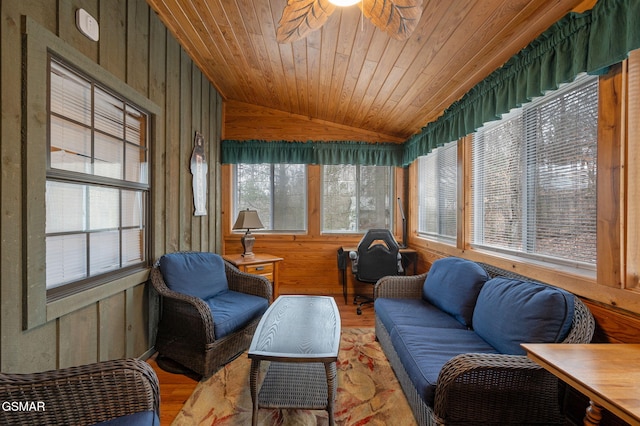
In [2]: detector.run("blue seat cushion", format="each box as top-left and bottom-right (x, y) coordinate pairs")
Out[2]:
(422, 257), (489, 327)
(206, 290), (269, 339)
(92, 411), (159, 425)
(159, 252), (228, 300)
(375, 298), (467, 333)
(390, 325), (498, 407)
(472, 277), (575, 355)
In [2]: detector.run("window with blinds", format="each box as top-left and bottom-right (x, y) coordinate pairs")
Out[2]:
(234, 163), (307, 231)
(46, 58), (149, 295)
(417, 141), (457, 241)
(472, 75), (598, 268)
(321, 165), (393, 233)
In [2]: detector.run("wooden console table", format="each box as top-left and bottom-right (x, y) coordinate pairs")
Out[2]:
(222, 253), (283, 300)
(522, 343), (640, 426)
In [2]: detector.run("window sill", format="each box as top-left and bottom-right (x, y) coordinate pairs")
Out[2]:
(46, 268), (150, 322)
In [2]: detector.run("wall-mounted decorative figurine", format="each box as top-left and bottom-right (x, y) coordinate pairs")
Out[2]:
(190, 131), (208, 216)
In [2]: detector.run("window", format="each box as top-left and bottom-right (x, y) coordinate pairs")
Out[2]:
(46, 58), (149, 294)
(233, 163), (307, 231)
(417, 141), (457, 241)
(321, 165), (393, 232)
(472, 75), (598, 268)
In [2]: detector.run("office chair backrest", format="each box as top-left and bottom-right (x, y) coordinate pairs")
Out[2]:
(355, 229), (401, 283)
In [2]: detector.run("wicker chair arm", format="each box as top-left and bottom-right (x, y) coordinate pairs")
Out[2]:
(434, 353), (563, 425)
(0, 358), (159, 425)
(150, 266), (216, 343)
(374, 272), (427, 299)
(224, 261), (273, 301)
(564, 297), (595, 343)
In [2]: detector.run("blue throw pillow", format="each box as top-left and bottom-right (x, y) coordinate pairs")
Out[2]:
(422, 257), (489, 327)
(159, 252), (228, 300)
(472, 277), (575, 355)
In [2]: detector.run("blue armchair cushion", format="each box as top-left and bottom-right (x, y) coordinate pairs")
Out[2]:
(375, 298), (467, 334)
(159, 252), (228, 300)
(472, 277), (575, 355)
(390, 325), (498, 407)
(205, 290), (269, 339)
(92, 411), (159, 425)
(422, 257), (489, 327)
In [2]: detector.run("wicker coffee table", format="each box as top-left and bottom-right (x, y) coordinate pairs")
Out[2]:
(248, 295), (341, 425)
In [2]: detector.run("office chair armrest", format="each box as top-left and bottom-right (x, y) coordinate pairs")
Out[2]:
(349, 250), (358, 273)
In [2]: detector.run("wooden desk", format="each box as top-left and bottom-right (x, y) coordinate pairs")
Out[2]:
(337, 247), (417, 305)
(223, 253), (283, 300)
(522, 343), (640, 426)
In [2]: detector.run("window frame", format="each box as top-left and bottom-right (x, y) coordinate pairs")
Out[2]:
(45, 57), (151, 299)
(320, 164), (395, 234)
(232, 163), (308, 233)
(470, 74), (599, 270)
(416, 140), (458, 243)
(23, 17), (161, 329)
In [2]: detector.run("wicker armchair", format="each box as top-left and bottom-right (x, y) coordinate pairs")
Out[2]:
(374, 262), (595, 426)
(0, 358), (159, 425)
(151, 252), (272, 378)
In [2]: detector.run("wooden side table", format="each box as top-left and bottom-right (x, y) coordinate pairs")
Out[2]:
(223, 253), (283, 300)
(522, 343), (640, 426)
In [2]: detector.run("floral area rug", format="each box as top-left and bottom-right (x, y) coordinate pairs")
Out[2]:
(172, 328), (417, 425)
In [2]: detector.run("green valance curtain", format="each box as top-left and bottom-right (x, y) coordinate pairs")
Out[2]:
(402, 0), (640, 166)
(221, 140), (404, 166)
(221, 0), (640, 167)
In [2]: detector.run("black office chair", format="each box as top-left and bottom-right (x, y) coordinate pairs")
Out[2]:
(349, 229), (404, 315)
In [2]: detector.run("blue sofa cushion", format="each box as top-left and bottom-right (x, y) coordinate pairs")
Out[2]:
(375, 298), (467, 333)
(92, 411), (159, 425)
(422, 257), (489, 327)
(159, 252), (228, 300)
(472, 277), (575, 355)
(390, 325), (498, 407)
(206, 290), (269, 339)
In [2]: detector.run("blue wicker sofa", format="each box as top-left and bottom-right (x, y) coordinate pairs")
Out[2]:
(374, 257), (595, 426)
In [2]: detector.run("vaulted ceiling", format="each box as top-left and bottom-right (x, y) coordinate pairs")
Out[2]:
(146, 0), (595, 141)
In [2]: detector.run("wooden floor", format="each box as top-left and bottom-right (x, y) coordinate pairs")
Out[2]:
(147, 295), (375, 425)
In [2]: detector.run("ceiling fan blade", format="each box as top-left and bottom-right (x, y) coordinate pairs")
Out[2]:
(360, 0), (423, 40)
(277, 0), (336, 43)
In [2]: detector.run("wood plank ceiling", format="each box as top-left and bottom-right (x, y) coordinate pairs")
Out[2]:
(146, 0), (595, 141)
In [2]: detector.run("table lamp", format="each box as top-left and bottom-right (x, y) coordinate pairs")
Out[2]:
(232, 209), (264, 257)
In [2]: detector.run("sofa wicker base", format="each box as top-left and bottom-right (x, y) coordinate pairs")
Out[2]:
(376, 318), (436, 426)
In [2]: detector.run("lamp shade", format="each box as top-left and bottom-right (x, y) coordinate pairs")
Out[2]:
(232, 209), (264, 230)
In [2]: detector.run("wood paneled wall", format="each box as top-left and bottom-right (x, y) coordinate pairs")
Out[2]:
(0, 0), (222, 372)
(223, 100), (404, 143)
